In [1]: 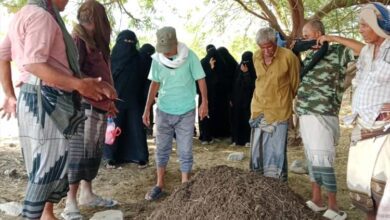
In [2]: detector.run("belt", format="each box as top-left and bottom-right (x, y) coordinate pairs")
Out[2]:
(82, 103), (107, 114)
(376, 112), (390, 121)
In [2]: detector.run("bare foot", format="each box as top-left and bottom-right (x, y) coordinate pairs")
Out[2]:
(40, 213), (58, 220)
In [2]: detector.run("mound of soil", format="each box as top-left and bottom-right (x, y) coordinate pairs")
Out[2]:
(149, 165), (321, 220)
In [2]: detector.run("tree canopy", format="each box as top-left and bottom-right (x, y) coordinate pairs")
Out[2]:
(1, 0), (389, 58)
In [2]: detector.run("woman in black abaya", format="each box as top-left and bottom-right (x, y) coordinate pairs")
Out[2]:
(214, 47), (237, 139)
(198, 44), (220, 144)
(103, 30), (149, 167)
(231, 51), (256, 146)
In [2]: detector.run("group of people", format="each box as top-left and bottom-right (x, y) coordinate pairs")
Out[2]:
(0, 0), (389, 220)
(247, 3), (389, 220)
(198, 45), (256, 147)
(0, 0), (153, 219)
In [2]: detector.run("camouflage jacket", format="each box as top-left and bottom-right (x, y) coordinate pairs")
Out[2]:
(296, 44), (354, 116)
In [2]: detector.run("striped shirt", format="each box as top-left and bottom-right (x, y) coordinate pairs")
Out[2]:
(352, 39), (390, 126)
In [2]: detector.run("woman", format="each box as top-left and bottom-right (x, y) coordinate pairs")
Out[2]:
(231, 51), (256, 146)
(198, 44), (219, 144)
(139, 43), (156, 136)
(62, 1), (117, 219)
(103, 30), (149, 168)
(215, 47), (237, 139)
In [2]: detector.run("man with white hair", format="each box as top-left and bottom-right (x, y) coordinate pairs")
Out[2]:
(345, 2), (390, 220)
(249, 27), (300, 181)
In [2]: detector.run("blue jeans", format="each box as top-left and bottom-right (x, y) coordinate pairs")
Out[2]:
(155, 108), (195, 173)
(250, 119), (288, 181)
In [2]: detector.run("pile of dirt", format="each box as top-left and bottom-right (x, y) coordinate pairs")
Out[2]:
(149, 165), (321, 220)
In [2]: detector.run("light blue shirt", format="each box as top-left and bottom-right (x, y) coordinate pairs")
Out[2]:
(148, 49), (205, 115)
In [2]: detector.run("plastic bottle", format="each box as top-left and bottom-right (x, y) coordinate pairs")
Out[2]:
(105, 117), (121, 145)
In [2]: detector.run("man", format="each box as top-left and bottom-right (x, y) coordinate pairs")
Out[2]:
(294, 20), (354, 220)
(250, 27), (300, 181)
(345, 3), (390, 220)
(0, 0), (116, 219)
(142, 26), (208, 201)
(62, 1), (118, 219)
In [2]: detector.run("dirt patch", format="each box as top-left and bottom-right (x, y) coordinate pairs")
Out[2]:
(0, 94), (364, 220)
(149, 166), (322, 220)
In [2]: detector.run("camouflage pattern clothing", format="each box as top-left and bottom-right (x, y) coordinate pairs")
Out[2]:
(296, 44), (354, 116)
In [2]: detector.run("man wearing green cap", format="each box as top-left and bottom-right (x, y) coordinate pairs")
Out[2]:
(142, 26), (208, 201)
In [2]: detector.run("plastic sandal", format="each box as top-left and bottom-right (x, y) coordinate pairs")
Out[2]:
(306, 200), (327, 212)
(79, 196), (118, 208)
(145, 186), (163, 201)
(61, 205), (83, 220)
(323, 209), (347, 220)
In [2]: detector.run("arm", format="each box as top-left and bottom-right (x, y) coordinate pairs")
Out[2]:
(290, 55), (300, 97)
(197, 78), (208, 120)
(142, 81), (160, 127)
(24, 63), (116, 101)
(0, 60), (17, 120)
(317, 35), (364, 55)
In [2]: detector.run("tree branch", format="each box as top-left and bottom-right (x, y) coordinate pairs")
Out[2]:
(232, 0), (268, 20)
(115, 0), (141, 23)
(310, 0), (390, 20)
(287, 0), (305, 38)
(255, 0), (286, 37)
(269, 0), (289, 28)
(233, 0), (287, 36)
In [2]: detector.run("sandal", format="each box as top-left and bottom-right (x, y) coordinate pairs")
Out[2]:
(79, 196), (118, 208)
(323, 209), (347, 220)
(306, 200), (327, 212)
(61, 205), (83, 220)
(145, 186), (163, 201)
(138, 161), (149, 169)
(103, 159), (116, 169)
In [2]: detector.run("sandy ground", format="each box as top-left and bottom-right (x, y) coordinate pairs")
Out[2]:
(0, 130), (364, 220)
(0, 90), (365, 219)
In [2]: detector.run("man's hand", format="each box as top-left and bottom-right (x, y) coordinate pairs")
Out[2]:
(317, 35), (333, 46)
(107, 101), (119, 117)
(380, 103), (390, 121)
(0, 96), (17, 120)
(142, 108), (151, 127)
(198, 101), (209, 120)
(77, 77), (117, 101)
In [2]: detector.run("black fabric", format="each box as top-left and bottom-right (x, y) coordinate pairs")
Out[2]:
(292, 39), (329, 80)
(216, 47), (237, 138)
(103, 108), (148, 164)
(231, 51), (256, 145)
(198, 45), (217, 141)
(111, 30), (138, 81)
(139, 43), (155, 105)
(198, 45), (225, 141)
(139, 43), (156, 136)
(103, 30), (148, 164)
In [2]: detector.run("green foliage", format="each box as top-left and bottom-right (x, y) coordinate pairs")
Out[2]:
(303, 1), (361, 39)
(0, 0), (155, 30)
(229, 35), (258, 60)
(1, 0), (27, 13)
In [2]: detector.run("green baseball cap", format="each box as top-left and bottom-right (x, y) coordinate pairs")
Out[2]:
(156, 26), (178, 53)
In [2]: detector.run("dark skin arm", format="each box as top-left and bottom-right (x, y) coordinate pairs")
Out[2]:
(142, 81), (160, 127)
(24, 63), (117, 101)
(197, 78), (208, 120)
(0, 60), (16, 120)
